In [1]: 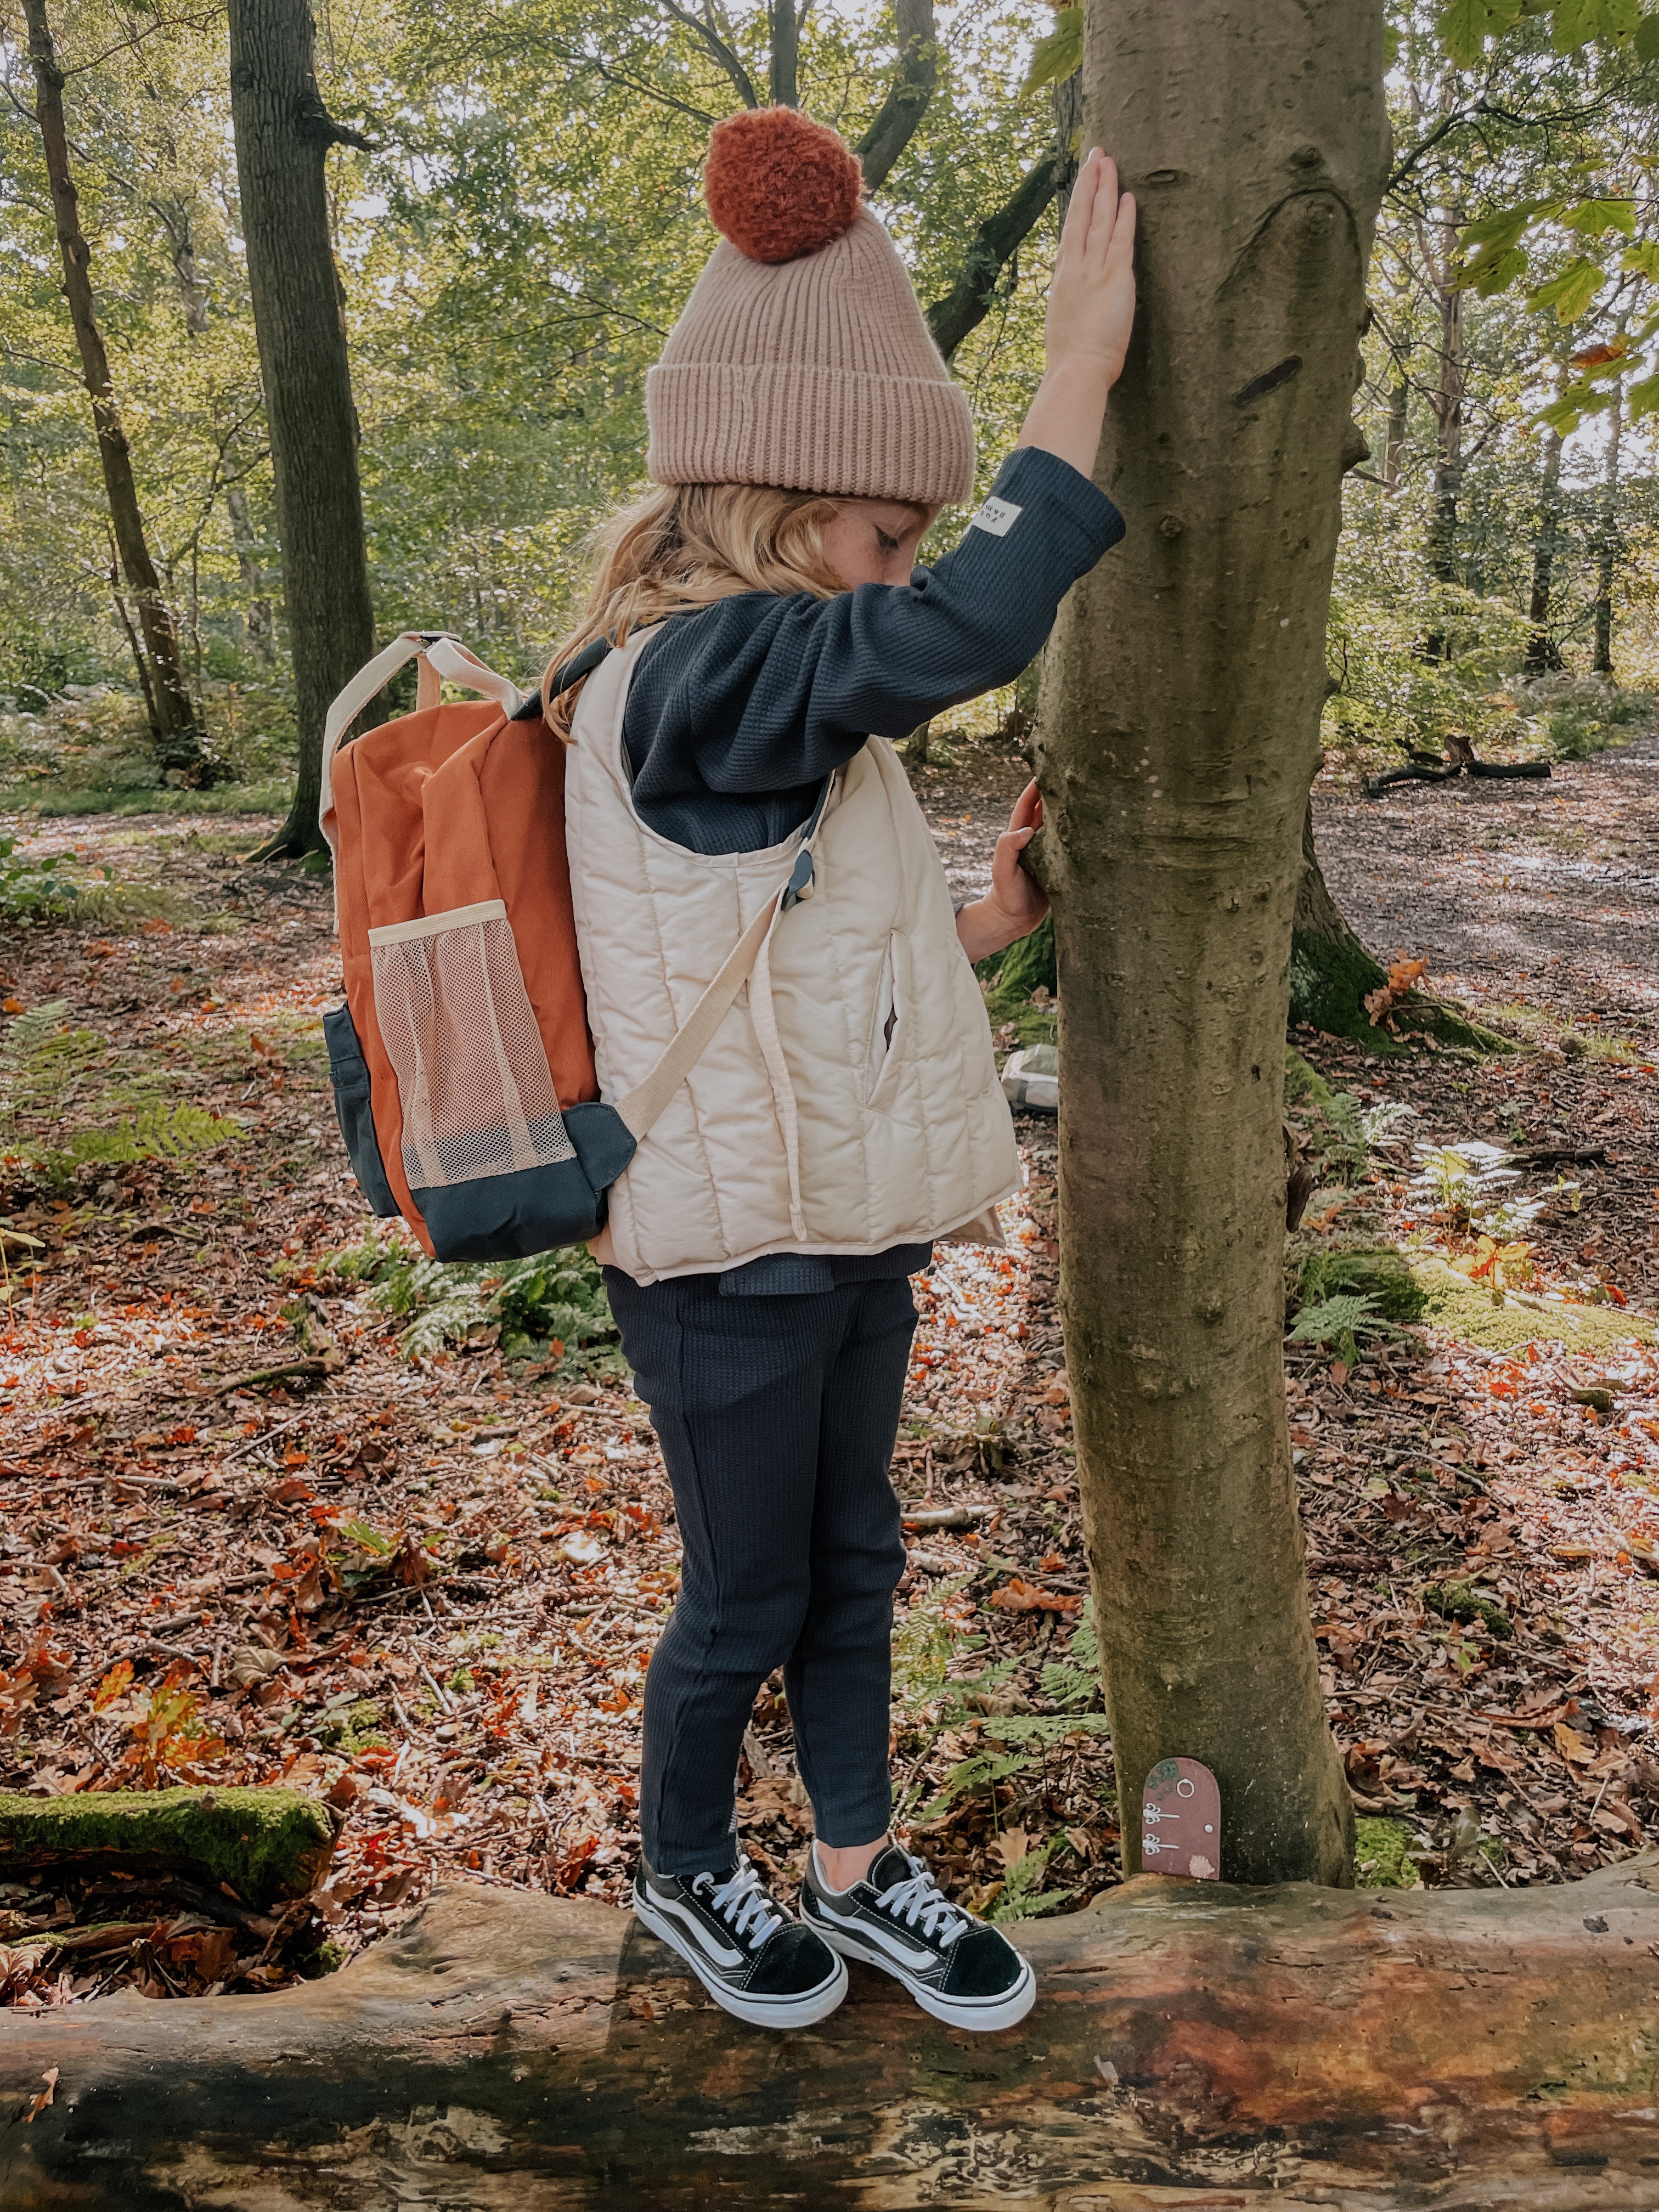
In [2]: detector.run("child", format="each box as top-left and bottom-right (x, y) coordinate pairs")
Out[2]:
(550, 106), (1135, 2032)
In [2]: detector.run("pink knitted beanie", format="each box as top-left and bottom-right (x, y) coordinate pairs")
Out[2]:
(646, 108), (976, 506)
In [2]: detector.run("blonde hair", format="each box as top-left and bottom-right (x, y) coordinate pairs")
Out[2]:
(540, 482), (924, 738)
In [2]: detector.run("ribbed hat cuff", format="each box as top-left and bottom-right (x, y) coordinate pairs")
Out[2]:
(646, 360), (976, 506)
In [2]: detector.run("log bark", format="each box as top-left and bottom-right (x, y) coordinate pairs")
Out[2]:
(21, 0), (207, 776)
(1036, 0), (1388, 1886)
(7, 1865), (1659, 2206)
(228, 0), (376, 861)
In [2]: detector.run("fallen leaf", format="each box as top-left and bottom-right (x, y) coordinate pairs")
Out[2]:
(25, 2066), (58, 2122)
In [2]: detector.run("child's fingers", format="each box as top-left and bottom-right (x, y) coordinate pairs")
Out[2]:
(1083, 157), (1122, 274)
(1104, 191), (1138, 277)
(1055, 146), (1103, 277)
(1009, 780), (1043, 833)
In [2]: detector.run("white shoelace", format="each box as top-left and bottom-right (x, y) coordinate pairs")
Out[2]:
(873, 1856), (969, 1948)
(694, 1856), (782, 1947)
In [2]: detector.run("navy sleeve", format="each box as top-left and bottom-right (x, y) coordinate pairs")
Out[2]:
(622, 445), (1124, 855)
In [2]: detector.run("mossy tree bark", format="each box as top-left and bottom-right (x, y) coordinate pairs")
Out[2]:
(1289, 788), (1388, 1034)
(1036, 0), (1389, 1885)
(229, 0), (376, 861)
(23, 0), (208, 778)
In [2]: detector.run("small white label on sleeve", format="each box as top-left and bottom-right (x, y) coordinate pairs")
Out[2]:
(970, 495), (1023, 538)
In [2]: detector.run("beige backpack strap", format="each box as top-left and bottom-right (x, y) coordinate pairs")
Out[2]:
(614, 892), (781, 1142)
(613, 787), (830, 1144)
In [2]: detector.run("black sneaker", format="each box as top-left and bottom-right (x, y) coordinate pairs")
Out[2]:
(801, 1842), (1035, 2032)
(632, 1850), (848, 2029)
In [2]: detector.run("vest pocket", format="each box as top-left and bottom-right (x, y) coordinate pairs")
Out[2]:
(368, 900), (577, 1195)
(865, 931), (905, 1107)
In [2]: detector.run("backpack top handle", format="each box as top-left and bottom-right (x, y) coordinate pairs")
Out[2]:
(318, 631), (523, 861)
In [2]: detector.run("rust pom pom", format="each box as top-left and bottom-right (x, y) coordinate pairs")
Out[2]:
(704, 107), (864, 264)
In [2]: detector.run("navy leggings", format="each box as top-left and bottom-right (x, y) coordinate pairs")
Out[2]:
(603, 1269), (915, 1876)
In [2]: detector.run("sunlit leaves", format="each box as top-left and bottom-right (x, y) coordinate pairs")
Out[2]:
(1021, 5), (1081, 93)
(1527, 254), (1604, 320)
(1438, 0), (1657, 61)
(1437, 0), (1525, 67)
(1626, 368), (1659, 417)
(1558, 197), (1637, 236)
(1550, 0), (1640, 48)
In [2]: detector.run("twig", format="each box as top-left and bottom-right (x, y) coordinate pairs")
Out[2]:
(195, 1358), (333, 1398)
(219, 1410), (312, 1464)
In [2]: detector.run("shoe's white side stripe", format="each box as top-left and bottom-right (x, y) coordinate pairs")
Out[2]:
(650, 1891), (745, 1967)
(817, 1901), (938, 1973)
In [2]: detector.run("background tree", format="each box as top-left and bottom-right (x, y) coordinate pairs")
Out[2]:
(21, 0), (209, 776)
(228, 0), (375, 860)
(1039, 0), (1389, 1885)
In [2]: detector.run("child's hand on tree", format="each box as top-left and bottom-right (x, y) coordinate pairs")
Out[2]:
(1017, 149), (1137, 478)
(955, 782), (1049, 963)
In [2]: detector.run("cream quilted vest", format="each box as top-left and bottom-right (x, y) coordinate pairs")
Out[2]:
(565, 628), (1022, 1285)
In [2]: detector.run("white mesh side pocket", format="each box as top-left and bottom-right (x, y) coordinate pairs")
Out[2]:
(368, 900), (575, 1190)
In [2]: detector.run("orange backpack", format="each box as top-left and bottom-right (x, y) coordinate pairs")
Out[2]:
(320, 629), (809, 1262)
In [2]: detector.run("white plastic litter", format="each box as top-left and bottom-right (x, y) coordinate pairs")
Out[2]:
(1000, 1043), (1057, 1114)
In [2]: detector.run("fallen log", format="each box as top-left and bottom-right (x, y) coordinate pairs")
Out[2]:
(5, 1858), (1659, 2208)
(0, 1787), (334, 1912)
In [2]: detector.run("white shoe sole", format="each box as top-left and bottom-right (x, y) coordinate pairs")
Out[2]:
(632, 1891), (848, 2030)
(811, 1915), (1037, 2032)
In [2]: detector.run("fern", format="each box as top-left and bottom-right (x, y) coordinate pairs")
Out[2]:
(1039, 1618), (1102, 1711)
(369, 1249), (626, 1375)
(1286, 1291), (1381, 1345)
(989, 1836), (1076, 1923)
(979, 1711), (1110, 1746)
(912, 1750), (1030, 1825)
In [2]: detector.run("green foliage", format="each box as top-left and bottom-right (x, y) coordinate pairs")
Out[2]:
(1324, 574), (1533, 766)
(0, 837), (78, 922)
(1298, 1247), (1430, 1324)
(366, 1246), (625, 1373)
(1421, 1579), (1515, 1640)
(1022, 7), (1082, 92)
(1354, 1815), (1420, 1888)
(0, 1000), (239, 1190)
(988, 1835), (1075, 1922)
(1286, 1291), (1386, 1367)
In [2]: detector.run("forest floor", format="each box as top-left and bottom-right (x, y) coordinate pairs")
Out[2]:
(0, 726), (1655, 2007)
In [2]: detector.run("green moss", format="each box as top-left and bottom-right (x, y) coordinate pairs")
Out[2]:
(0, 1786), (334, 1910)
(991, 915), (1055, 1000)
(1422, 1579), (1514, 1641)
(1284, 1047), (1339, 1115)
(978, 917), (1058, 1047)
(1289, 929), (1513, 1053)
(1412, 1256), (1655, 1354)
(1353, 1816), (1418, 1888)
(1301, 1248), (1429, 1323)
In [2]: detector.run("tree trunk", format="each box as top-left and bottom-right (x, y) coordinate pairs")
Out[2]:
(225, 482), (277, 665)
(925, 150), (1071, 362)
(228, 0), (376, 860)
(158, 194), (278, 669)
(1523, 414), (1565, 676)
(1593, 363), (1624, 679)
(769, 0), (800, 106)
(855, 0), (937, 192)
(1421, 208), (1463, 659)
(1289, 789), (1388, 1035)
(1381, 362), (1408, 491)
(1036, 0), (1388, 1887)
(22, 0), (207, 776)
(8, 1869), (1659, 2207)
